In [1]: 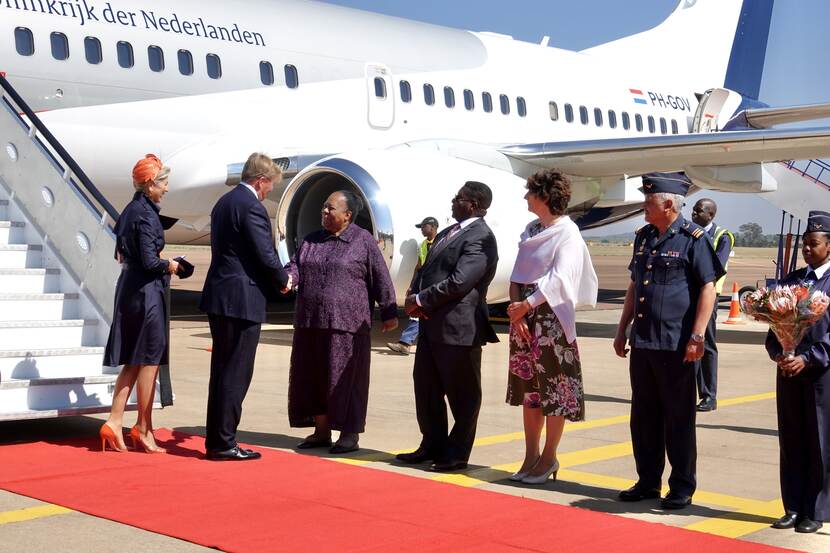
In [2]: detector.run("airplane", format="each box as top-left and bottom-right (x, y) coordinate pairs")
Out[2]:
(3, 0), (830, 302)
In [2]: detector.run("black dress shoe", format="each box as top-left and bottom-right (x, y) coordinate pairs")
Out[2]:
(618, 484), (661, 502)
(395, 448), (436, 464)
(795, 518), (823, 533)
(329, 442), (359, 454)
(660, 491), (692, 510)
(296, 437), (333, 449)
(771, 512), (799, 529)
(206, 446), (261, 461)
(696, 398), (717, 412)
(428, 459), (468, 472)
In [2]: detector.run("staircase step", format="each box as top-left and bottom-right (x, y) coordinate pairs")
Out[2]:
(0, 244), (43, 268)
(0, 221), (25, 245)
(0, 374), (123, 419)
(0, 293), (79, 321)
(0, 268), (60, 293)
(0, 346), (106, 381)
(0, 319), (98, 350)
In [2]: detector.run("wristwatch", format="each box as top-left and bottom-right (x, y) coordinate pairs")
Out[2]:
(690, 333), (704, 344)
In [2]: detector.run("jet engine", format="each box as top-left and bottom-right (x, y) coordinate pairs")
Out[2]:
(276, 149), (533, 303)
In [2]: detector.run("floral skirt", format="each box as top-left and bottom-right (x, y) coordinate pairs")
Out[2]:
(506, 285), (585, 421)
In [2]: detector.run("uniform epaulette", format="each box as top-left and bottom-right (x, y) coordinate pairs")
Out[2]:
(680, 221), (705, 239)
(634, 224), (651, 235)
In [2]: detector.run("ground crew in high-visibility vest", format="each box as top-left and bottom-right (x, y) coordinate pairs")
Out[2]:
(691, 198), (734, 412)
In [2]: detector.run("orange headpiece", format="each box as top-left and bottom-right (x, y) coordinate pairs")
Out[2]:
(132, 154), (164, 185)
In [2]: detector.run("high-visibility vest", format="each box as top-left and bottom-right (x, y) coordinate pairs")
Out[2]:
(712, 226), (735, 294)
(418, 238), (434, 266)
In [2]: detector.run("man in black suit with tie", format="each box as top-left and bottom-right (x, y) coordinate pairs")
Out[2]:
(397, 181), (499, 472)
(200, 153), (291, 461)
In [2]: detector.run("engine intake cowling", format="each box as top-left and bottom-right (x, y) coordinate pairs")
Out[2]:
(276, 149), (533, 302)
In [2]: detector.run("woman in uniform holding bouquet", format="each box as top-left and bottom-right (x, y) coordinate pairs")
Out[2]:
(766, 210), (830, 533)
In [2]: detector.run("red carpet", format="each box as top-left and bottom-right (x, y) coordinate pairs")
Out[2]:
(0, 430), (795, 553)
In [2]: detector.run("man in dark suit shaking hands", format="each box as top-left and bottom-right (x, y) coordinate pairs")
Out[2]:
(398, 181), (499, 472)
(200, 153), (291, 461)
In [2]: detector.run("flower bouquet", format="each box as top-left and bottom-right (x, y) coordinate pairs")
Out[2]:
(741, 282), (830, 359)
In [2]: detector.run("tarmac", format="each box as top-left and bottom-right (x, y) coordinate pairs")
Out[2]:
(1, 246), (828, 552)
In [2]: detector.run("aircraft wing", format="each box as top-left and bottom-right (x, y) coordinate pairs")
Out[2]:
(731, 102), (830, 129)
(499, 127), (830, 178)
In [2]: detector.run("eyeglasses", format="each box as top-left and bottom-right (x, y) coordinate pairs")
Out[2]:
(452, 194), (473, 204)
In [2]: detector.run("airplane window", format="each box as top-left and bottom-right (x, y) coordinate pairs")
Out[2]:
(500, 94), (510, 115)
(647, 115), (656, 133)
(635, 114), (643, 132)
(659, 117), (667, 135)
(260, 61), (274, 86)
(178, 50), (194, 76)
(594, 108), (603, 127)
(423, 83), (435, 106)
(117, 41), (134, 68)
(207, 54), (222, 79)
(671, 119), (679, 134)
(399, 80), (412, 102)
(148, 45), (164, 72)
(608, 110), (617, 129)
(564, 103), (573, 123)
(579, 106), (588, 125)
(444, 86), (455, 108)
(482, 92), (493, 113)
(549, 102), (559, 121)
(50, 32), (69, 61)
(621, 112), (630, 130)
(84, 37), (102, 64)
(517, 97), (527, 117)
(374, 77), (387, 99)
(284, 64), (299, 88)
(14, 27), (34, 56)
(463, 89), (474, 111)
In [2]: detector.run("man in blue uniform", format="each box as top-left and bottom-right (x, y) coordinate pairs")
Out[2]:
(690, 198), (734, 412)
(613, 173), (725, 510)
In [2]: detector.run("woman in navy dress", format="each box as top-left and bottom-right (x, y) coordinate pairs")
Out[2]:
(766, 210), (830, 533)
(99, 154), (179, 453)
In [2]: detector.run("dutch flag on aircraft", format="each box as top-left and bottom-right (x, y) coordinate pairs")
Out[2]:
(630, 89), (648, 105)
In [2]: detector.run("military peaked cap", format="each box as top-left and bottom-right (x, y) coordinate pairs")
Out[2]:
(640, 172), (692, 196)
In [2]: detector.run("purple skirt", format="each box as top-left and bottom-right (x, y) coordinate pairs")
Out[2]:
(288, 328), (372, 433)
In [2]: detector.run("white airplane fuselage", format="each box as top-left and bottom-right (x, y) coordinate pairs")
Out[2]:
(5, 0), (826, 301)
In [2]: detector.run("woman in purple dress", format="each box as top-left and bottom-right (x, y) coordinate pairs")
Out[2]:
(286, 190), (398, 454)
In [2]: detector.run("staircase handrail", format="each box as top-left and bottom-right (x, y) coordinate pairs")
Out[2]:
(0, 73), (119, 223)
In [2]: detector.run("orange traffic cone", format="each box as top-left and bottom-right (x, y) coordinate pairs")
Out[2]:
(723, 282), (744, 325)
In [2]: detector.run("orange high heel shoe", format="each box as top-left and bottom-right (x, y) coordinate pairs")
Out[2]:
(99, 423), (127, 453)
(129, 426), (167, 454)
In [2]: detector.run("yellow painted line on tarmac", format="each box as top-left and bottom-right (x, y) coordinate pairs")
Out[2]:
(716, 392), (775, 408)
(0, 504), (73, 525)
(682, 498), (781, 539)
(431, 441), (634, 487)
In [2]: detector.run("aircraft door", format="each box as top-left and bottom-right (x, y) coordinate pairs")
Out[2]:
(691, 88), (744, 133)
(365, 64), (394, 129)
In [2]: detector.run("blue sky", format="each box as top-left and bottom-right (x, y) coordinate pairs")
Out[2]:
(322, 0), (830, 235)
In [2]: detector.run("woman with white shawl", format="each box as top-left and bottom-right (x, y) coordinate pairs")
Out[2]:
(506, 169), (598, 484)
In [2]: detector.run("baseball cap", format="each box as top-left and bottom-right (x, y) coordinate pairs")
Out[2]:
(415, 216), (439, 228)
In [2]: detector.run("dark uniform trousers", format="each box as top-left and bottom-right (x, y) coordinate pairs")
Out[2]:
(777, 369), (830, 521)
(413, 335), (482, 462)
(630, 348), (697, 496)
(205, 314), (262, 451)
(696, 306), (718, 401)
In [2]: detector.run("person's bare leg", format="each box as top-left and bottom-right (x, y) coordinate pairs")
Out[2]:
(103, 364), (139, 450)
(517, 406), (544, 473)
(134, 364), (160, 449)
(527, 415), (565, 476)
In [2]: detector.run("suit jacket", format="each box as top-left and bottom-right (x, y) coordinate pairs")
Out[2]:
(200, 185), (289, 323)
(412, 218), (499, 347)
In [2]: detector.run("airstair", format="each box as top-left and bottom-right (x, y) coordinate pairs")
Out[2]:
(0, 74), (171, 421)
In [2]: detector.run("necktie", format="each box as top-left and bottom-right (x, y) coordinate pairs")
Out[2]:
(437, 223), (460, 246)
(805, 270), (817, 282)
